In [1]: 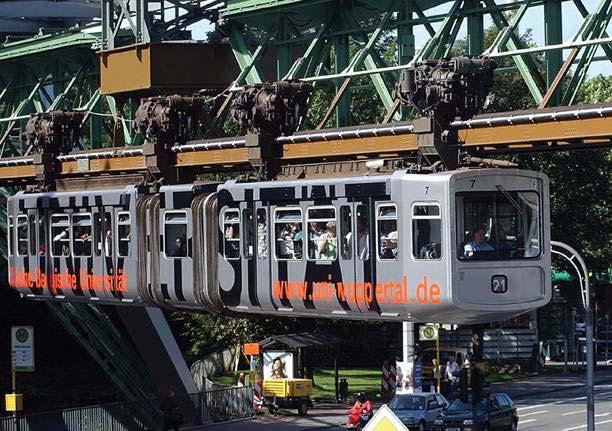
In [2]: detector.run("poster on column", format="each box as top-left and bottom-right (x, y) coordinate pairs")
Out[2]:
(11, 326), (35, 372)
(395, 361), (414, 393)
(263, 351), (294, 379)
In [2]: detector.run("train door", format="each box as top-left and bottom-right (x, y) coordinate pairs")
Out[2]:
(90, 207), (108, 300)
(342, 201), (374, 314)
(49, 211), (71, 297)
(71, 211), (94, 299)
(252, 204), (273, 311)
(374, 200), (403, 316)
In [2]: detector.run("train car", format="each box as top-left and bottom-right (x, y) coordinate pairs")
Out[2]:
(7, 186), (144, 304)
(212, 169), (551, 324)
(6, 168), (551, 324)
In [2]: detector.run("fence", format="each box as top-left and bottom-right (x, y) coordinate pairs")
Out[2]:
(0, 386), (254, 431)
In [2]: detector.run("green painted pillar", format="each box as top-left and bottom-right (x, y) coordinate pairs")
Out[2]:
(276, 15), (290, 79)
(466, 0), (484, 55)
(398, 0), (415, 65)
(544, 0), (562, 105)
(334, 35), (350, 128)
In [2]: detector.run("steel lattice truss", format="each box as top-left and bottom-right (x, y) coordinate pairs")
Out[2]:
(2, 0), (612, 158)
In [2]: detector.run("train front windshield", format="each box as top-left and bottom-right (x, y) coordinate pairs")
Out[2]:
(457, 190), (540, 260)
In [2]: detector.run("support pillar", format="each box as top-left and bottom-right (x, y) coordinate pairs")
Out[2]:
(398, 0), (415, 65)
(402, 322), (415, 363)
(466, 0), (484, 55)
(544, 0), (563, 105)
(333, 35), (350, 127)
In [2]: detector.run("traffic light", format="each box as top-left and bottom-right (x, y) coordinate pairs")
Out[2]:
(472, 368), (483, 402)
(459, 367), (469, 402)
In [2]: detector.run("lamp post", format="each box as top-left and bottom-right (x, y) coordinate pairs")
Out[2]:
(551, 241), (594, 431)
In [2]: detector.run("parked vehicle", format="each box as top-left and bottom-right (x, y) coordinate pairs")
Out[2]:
(262, 378), (313, 415)
(388, 392), (448, 431)
(431, 393), (518, 431)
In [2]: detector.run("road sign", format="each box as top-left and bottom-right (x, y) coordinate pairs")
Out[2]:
(11, 327), (34, 372)
(419, 325), (439, 341)
(363, 404), (409, 431)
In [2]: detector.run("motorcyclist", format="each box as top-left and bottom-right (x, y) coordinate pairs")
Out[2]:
(352, 392), (373, 428)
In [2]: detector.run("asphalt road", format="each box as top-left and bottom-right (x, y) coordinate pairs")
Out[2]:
(516, 383), (612, 430)
(196, 372), (612, 431)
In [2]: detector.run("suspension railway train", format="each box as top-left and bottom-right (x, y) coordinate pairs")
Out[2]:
(6, 168), (551, 324)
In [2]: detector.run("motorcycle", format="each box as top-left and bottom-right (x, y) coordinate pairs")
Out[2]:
(346, 406), (372, 430)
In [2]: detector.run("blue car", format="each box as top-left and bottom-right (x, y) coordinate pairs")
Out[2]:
(432, 393), (518, 431)
(388, 392), (449, 431)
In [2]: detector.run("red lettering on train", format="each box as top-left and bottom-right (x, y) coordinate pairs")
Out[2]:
(273, 275), (442, 308)
(8, 266), (128, 294)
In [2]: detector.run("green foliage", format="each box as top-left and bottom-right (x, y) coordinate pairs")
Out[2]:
(174, 312), (296, 361)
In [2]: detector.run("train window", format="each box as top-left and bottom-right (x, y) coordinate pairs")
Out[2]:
(104, 212), (113, 257)
(243, 209), (254, 259)
(117, 212), (131, 257)
(29, 215), (36, 255)
(412, 203), (442, 260)
(164, 211), (188, 258)
(340, 206), (352, 259)
(38, 216), (47, 256)
(223, 210), (240, 260)
(51, 214), (70, 256)
(257, 209), (268, 259)
(16, 215), (28, 256)
(7, 216), (13, 256)
(356, 205), (370, 261)
(377, 203), (398, 260)
(72, 214), (92, 257)
(274, 208), (303, 260)
(307, 206), (337, 261)
(457, 191), (541, 260)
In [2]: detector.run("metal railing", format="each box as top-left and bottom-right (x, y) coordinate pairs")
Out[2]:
(0, 386), (254, 431)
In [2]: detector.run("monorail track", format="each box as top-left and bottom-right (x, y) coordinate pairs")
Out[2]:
(1, 102), (611, 186)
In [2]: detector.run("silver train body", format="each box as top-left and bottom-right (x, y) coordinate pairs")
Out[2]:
(6, 169), (551, 324)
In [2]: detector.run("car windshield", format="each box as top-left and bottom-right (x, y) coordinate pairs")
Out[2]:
(447, 399), (488, 412)
(389, 395), (426, 410)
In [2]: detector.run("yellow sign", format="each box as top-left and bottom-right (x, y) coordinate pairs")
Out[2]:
(5, 393), (23, 412)
(363, 404), (409, 431)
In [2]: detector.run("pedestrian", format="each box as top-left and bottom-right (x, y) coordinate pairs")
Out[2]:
(160, 390), (181, 431)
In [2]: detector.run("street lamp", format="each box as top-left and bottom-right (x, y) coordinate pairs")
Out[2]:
(551, 241), (594, 431)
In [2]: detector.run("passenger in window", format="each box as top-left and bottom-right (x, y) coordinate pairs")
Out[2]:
(277, 223), (296, 259)
(290, 223), (303, 259)
(318, 221), (338, 260)
(463, 224), (494, 258)
(169, 237), (187, 257)
(380, 221), (398, 259)
(308, 222), (324, 259)
(38, 244), (46, 256)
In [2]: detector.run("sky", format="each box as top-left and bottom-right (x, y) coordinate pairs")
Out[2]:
(188, 0), (610, 77)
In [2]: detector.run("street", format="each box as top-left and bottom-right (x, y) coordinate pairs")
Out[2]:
(516, 384), (612, 430)
(196, 369), (612, 431)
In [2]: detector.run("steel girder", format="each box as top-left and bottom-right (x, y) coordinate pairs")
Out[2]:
(101, 0), (224, 49)
(0, 34), (140, 158)
(219, 0), (612, 129)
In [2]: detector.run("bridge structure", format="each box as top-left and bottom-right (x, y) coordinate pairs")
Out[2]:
(1, 0), (612, 424)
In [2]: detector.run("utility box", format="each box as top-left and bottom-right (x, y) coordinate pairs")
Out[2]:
(263, 378), (312, 398)
(5, 393), (23, 412)
(100, 42), (238, 96)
